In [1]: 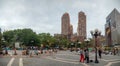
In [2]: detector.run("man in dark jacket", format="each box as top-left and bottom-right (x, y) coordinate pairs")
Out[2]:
(98, 48), (102, 58)
(85, 48), (89, 63)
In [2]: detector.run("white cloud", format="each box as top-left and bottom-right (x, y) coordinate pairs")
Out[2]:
(0, 0), (120, 37)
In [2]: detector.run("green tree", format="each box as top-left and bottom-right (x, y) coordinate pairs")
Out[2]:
(19, 29), (40, 46)
(3, 30), (15, 47)
(3, 28), (40, 47)
(0, 28), (2, 51)
(54, 35), (70, 48)
(88, 38), (94, 47)
(38, 33), (56, 48)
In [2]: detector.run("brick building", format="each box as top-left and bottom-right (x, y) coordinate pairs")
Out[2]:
(77, 11), (86, 42)
(61, 13), (73, 40)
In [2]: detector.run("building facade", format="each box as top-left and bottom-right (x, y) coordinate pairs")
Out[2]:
(61, 11), (87, 42)
(77, 11), (86, 42)
(70, 25), (73, 35)
(61, 13), (73, 40)
(105, 8), (120, 47)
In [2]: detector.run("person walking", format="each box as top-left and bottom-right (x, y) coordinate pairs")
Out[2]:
(80, 48), (84, 63)
(29, 48), (33, 57)
(98, 48), (102, 58)
(118, 48), (120, 56)
(116, 48), (119, 56)
(85, 48), (89, 63)
(113, 48), (116, 55)
(84, 48), (86, 60)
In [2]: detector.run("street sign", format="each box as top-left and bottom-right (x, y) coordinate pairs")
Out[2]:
(15, 42), (20, 48)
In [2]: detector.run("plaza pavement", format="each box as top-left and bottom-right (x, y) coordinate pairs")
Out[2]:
(44, 50), (120, 66)
(0, 50), (120, 66)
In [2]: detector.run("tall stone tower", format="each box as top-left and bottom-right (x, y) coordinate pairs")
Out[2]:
(61, 13), (71, 35)
(61, 12), (73, 40)
(70, 24), (73, 35)
(77, 11), (86, 42)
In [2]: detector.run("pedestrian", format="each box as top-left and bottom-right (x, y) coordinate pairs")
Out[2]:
(84, 48), (86, 60)
(84, 48), (89, 63)
(98, 48), (102, 58)
(26, 48), (29, 55)
(29, 48), (33, 57)
(116, 48), (119, 56)
(113, 48), (116, 55)
(34, 49), (38, 55)
(118, 48), (120, 56)
(80, 48), (84, 63)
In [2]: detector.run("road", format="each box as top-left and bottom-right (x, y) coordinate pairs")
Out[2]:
(0, 50), (120, 66)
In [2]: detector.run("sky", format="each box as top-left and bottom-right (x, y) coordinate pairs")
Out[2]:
(0, 0), (120, 38)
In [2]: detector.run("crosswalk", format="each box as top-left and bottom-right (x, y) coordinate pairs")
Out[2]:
(7, 58), (23, 66)
(19, 58), (23, 66)
(7, 58), (15, 66)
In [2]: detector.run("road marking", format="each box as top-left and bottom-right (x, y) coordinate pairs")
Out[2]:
(46, 57), (79, 64)
(56, 57), (78, 62)
(56, 54), (78, 56)
(56, 57), (89, 66)
(100, 59), (109, 62)
(101, 59), (120, 62)
(46, 57), (89, 66)
(19, 58), (23, 66)
(7, 58), (15, 66)
(105, 61), (120, 66)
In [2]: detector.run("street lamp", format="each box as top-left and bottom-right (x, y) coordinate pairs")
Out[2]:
(90, 29), (101, 63)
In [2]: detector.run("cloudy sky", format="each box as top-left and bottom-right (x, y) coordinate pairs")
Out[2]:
(0, 0), (120, 37)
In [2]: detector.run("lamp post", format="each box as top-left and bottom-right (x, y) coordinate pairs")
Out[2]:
(90, 29), (101, 63)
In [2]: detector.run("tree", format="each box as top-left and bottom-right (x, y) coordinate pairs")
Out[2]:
(38, 33), (56, 48)
(54, 35), (70, 48)
(3, 28), (40, 47)
(19, 29), (40, 46)
(3, 30), (15, 47)
(0, 28), (2, 51)
(88, 38), (94, 47)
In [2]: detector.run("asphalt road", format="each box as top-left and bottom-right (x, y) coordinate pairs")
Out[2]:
(0, 57), (11, 66)
(0, 50), (120, 66)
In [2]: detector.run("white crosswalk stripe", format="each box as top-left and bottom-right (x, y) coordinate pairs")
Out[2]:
(7, 57), (23, 66)
(7, 58), (15, 66)
(19, 58), (23, 66)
